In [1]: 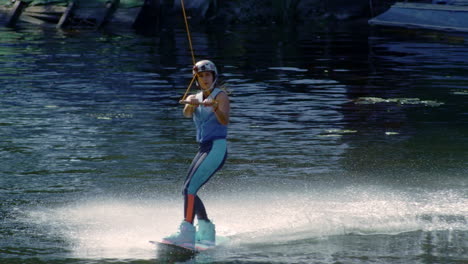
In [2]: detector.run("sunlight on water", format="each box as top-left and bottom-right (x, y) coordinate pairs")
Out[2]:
(27, 198), (180, 259)
(2, 24), (467, 263)
(214, 187), (467, 243)
(24, 186), (467, 260)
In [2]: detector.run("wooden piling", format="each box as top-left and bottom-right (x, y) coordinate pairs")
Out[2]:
(97, 0), (120, 28)
(5, 0), (28, 27)
(133, 0), (161, 32)
(57, 1), (76, 29)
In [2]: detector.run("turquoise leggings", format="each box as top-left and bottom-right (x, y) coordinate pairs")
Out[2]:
(183, 139), (227, 223)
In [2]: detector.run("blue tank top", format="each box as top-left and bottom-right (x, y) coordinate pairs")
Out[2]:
(193, 88), (228, 143)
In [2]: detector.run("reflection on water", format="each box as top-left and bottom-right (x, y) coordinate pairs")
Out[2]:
(0, 22), (467, 263)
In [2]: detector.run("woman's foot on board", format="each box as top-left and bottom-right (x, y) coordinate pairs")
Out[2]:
(162, 221), (196, 249)
(196, 219), (216, 246)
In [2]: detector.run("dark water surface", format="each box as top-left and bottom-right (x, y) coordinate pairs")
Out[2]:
(1, 21), (467, 264)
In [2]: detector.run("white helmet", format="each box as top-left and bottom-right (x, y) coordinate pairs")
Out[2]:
(193, 60), (218, 77)
(193, 60), (218, 88)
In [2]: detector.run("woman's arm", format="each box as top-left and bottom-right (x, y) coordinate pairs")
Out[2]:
(181, 95), (198, 118)
(211, 92), (230, 125)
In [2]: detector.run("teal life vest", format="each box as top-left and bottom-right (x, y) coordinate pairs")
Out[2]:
(193, 88), (228, 143)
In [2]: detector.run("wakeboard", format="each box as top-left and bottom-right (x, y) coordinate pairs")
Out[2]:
(150, 236), (229, 255)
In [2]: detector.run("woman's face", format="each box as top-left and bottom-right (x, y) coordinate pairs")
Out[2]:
(197, 71), (214, 90)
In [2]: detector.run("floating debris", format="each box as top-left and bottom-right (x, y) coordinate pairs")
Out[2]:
(355, 97), (444, 107)
(318, 134), (342, 138)
(318, 129), (357, 138)
(268, 67), (308, 72)
(324, 129), (358, 134)
(97, 116), (112, 120)
(290, 79), (338, 85)
(451, 89), (468, 96)
(385, 132), (399, 136)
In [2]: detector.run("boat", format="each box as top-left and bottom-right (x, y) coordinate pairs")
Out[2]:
(369, 0), (468, 32)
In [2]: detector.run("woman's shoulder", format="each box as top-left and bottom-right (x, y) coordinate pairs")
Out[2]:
(215, 87), (229, 95)
(215, 90), (229, 104)
(214, 88), (228, 96)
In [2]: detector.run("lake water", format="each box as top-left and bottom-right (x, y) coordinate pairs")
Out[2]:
(0, 20), (467, 264)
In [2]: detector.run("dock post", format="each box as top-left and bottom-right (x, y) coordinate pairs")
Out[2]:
(133, 0), (161, 33)
(98, 0), (120, 28)
(5, 0), (28, 27)
(57, 1), (76, 29)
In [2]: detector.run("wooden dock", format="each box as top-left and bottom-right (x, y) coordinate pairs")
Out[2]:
(0, 0), (161, 30)
(369, 1), (468, 32)
(4, 0), (28, 27)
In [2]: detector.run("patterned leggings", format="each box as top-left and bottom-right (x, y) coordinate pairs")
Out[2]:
(182, 139), (227, 223)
